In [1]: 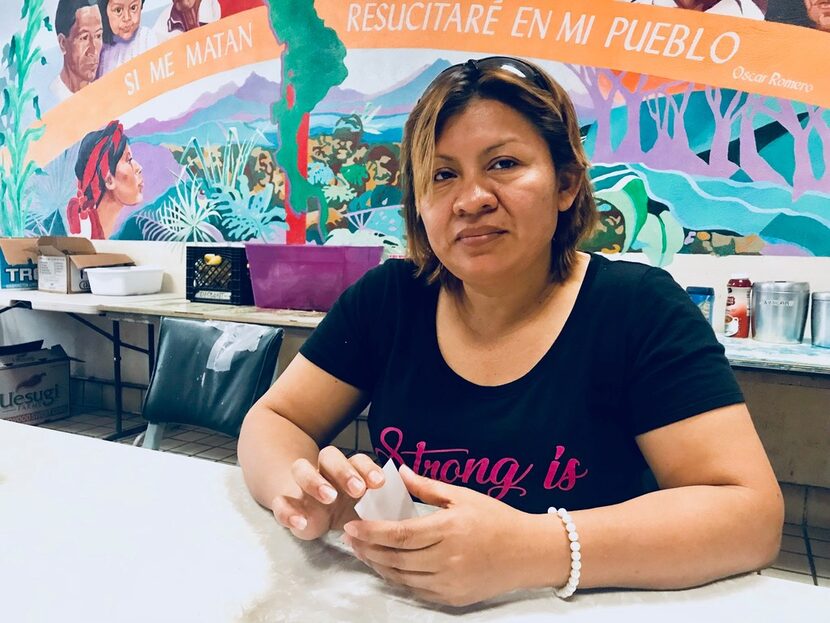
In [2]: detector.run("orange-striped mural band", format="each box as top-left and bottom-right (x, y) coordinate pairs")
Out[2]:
(316, 0), (828, 108)
(28, 1), (830, 167)
(28, 7), (284, 167)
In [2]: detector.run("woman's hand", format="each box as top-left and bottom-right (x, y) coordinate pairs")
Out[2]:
(271, 447), (386, 540)
(342, 465), (567, 607)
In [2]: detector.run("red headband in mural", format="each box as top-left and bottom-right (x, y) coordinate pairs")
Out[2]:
(67, 121), (126, 239)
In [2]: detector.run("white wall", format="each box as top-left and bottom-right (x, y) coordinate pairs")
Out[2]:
(613, 253), (830, 339)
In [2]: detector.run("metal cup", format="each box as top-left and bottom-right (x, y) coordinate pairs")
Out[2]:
(812, 292), (830, 348)
(751, 281), (810, 344)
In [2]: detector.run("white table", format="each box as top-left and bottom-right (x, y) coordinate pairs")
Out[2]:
(1, 421), (828, 623)
(0, 289), (180, 315)
(0, 290), (181, 439)
(717, 333), (830, 377)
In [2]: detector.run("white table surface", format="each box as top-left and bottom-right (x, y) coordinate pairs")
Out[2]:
(717, 333), (830, 376)
(0, 289), (180, 315)
(99, 298), (325, 329)
(1, 421), (828, 622)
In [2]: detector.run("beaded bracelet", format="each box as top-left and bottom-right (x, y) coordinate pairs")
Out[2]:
(547, 506), (581, 599)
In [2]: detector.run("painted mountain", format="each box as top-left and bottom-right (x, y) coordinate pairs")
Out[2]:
(123, 61), (460, 148)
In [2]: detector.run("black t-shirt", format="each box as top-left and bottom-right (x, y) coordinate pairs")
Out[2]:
(300, 254), (744, 514)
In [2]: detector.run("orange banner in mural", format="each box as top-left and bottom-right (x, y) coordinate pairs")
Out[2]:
(28, 8), (284, 167)
(27, 1), (830, 167)
(316, 0), (829, 109)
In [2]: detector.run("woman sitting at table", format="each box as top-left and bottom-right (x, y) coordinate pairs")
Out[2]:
(238, 56), (783, 607)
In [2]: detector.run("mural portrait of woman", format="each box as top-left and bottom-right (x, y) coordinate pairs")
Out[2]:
(66, 121), (144, 239)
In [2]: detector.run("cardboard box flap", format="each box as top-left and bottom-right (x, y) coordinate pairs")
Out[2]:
(0, 344), (68, 368)
(0, 340), (44, 357)
(69, 254), (134, 270)
(0, 239), (39, 264)
(37, 236), (96, 256)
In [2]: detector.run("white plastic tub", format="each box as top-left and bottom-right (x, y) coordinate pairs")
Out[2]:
(85, 266), (164, 296)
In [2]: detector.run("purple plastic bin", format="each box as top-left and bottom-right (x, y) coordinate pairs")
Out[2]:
(244, 244), (383, 311)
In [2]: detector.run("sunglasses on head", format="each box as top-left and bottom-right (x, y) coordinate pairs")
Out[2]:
(436, 56), (548, 91)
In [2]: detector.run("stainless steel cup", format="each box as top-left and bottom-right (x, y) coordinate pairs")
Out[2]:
(812, 292), (830, 348)
(751, 281), (810, 344)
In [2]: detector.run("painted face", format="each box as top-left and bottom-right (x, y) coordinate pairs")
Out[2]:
(805, 0), (830, 31)
(674, 0), (719, 10)
(174, 0), (200, 10)
(105, 144), (144, 206)
(418, 98), (576, 286)
(106, 0), (142, 40)
(60, 6), (104, 84)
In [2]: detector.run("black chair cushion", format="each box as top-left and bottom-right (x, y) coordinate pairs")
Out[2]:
(142, 317), (283, 437)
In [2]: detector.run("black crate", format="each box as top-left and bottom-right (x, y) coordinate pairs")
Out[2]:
(186, 246), (254, 306)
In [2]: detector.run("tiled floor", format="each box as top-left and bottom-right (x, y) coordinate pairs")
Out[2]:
(31, 409), (830, 587)
(36, 408), (239, 465)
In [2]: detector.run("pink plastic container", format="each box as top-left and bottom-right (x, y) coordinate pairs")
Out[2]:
(244, 243), (383, 311)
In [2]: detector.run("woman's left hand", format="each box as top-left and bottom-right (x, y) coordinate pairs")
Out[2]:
(342, 465), (564, 607)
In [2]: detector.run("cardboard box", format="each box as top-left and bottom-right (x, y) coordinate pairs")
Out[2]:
(0, 238), (39, 290)
(0, 342), (70, 425)
(37, 236), (133, 294)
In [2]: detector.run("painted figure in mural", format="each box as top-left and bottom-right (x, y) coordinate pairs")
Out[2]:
(52, 0), (104, 101)
(152, 0), (221, 42)
(365, 145), (400, 189)
(96, 0), (159, 76)
(238, 57), (783, 606)
(624, 0), (767, 18)
(804, 0), (830, 29)
(766, 0), (830, 29)
(217, 0), (264, 17)
(67, 121), (144, 239)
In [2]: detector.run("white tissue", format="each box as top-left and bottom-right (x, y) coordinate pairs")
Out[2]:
(353, 460), (418, 522)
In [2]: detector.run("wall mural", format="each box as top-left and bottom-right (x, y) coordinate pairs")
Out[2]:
(1, 0), (829, 265)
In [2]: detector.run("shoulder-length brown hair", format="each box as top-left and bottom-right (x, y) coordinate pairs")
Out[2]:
(400, 58), (597, 288)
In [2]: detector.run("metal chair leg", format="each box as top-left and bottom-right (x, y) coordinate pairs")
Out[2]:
(141, 423), (166, 450)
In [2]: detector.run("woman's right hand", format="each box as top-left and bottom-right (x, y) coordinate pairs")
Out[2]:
(270, 446), (386, 540)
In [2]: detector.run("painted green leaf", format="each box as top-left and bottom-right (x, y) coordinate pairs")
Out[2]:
(340, 163), (369, 188)
(637, 211), (685, 267)
(593, 173), (649, 252)
(22, 124), (46, 144)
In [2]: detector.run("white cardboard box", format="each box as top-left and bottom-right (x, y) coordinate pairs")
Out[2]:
(0, 343), (70, 425)
(37, 236), (133, 294)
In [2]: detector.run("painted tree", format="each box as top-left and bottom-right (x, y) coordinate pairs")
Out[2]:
(642, 81), (704, 174)
(267, 0), (348, 243)
(564, 65), (651, 163)
(703, 86), (744, 178)
(0, 0), (49, 237)
(752, 99), (829, 198)
(738, 95), (789, 187)
(603, 70), (649, 161)
(564, 63), (616, 161)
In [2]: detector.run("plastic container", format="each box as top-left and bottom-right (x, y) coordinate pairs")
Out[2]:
(245, 244), (383, 311)
(686, 286), (715, 325)
(85, 266), (164, 296)
(724, 274), (751, 338)
(812, 292), (830, 348)
(186, 245), (254, 306)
